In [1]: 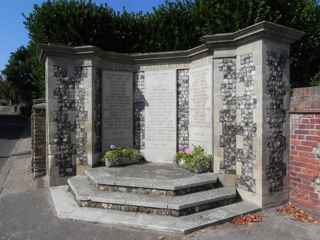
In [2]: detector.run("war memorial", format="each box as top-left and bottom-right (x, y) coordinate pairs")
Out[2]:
(39, 21), (304, 233)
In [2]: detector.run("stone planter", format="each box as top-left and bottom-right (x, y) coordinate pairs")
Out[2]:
(177, 159), (212, 174)
(105, 156), (141, 167)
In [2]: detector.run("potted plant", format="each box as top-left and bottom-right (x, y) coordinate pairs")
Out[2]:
(176, 145), (213, 173)
(103, 145), (145, 167)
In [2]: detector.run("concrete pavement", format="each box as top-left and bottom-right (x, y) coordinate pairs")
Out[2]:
(0, 190), (180, 240)
(190, 209), (320, 240)
(0, 136), (178, 240)
(0, 115), (28, 170)
(1, 185), (319, 240)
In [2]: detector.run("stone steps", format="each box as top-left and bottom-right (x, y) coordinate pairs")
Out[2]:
(51, 186), (261, 234)
(61, 164), (262, 232)
(85, 166), (220, 196)
(68, 176), (239, 217)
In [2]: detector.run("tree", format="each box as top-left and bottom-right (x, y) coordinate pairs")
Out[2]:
(2, 0), (318, 106)
(24, 0), (116, 50)
(0, 80), (16, 104)
(143, 0), (196, 51)
(24, 0), (320, 87)
(1, 45), (44, 104)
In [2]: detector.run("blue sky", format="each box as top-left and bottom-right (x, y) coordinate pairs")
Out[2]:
(0, 0), (165, 73)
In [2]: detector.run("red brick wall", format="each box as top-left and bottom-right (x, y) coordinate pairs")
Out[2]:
(289, 87), (320, 216)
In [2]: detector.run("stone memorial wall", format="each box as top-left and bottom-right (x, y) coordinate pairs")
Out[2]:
(134, 71), (146, 150)
(217, 58), (237, 174)
(265, 49), (289, 194)
(215, 53), (258, 193)
(53, 65), (89, 173)
(93, 68), (102, 159)
(189, 57), (213, 152)
(43, 22), (303, 207)
(177, 69), (190, 150)
(236, 53), (258, 193)
(143, 69), (177, 162)
(102, 70), (133, 149)
(46, 58), (93, 186)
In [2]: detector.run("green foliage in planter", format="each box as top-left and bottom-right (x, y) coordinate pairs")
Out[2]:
(176, 146), (213, 173)
(103, 147), (145, 167)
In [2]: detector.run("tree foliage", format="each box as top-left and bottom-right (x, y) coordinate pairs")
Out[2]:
(2, 45), (44, 103)
(3, 0), (320, 106)
(0, 80), (16, 104)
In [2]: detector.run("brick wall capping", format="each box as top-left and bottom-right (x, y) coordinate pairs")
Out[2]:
(291, 86), (320, 97)
(289, 110), (320, 114)
(40, 21), (304, 64)
(290, 87), (320, 113)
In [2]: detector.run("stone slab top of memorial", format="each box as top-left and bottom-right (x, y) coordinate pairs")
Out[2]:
(85, 163), (219, 192)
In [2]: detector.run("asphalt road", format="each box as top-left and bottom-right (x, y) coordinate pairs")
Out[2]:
(0, 115), (28, 171)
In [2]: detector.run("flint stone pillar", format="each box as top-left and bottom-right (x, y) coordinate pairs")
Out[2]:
(211, 22), (304, 207)
(42, 47), (97, 186)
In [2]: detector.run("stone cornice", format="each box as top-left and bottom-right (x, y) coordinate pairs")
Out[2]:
(39, 44), (133, 64)
(40, 21), (304, 64)
(201, 21), (305, 46)
(130, 44), (208, 64)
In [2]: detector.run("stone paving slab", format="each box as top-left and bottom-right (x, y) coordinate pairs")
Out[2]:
(190, 208), (320, 240)
(0, 137), (46, 198)
(68, 176), (237, 211)
(51, 186), (260, 234)
(85, 164), (219, 191)
(0, 190), (181, 240)
(10, 137), (31, 156)
(1, 189), (318, 240)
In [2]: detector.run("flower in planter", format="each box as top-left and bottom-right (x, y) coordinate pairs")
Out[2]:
(184, 147), (193, 154)
(109, 144), (117, 150)
(176, 145), (213, 173)
(178, 145), (185, 152)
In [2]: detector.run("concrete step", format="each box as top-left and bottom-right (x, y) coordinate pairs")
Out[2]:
(85, 165), (220, 196)
(51, 185), (261, 234)
(68, 176), (239, 217)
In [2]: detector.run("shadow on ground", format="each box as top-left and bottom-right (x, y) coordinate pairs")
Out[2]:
(0, 190), (181, 240)
(0, 115), (29, 171)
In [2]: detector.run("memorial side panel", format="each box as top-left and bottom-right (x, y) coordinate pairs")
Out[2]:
(143, 69), (177, 162)
(189, 60), (213, 152)
(102, 71), (133, 150)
